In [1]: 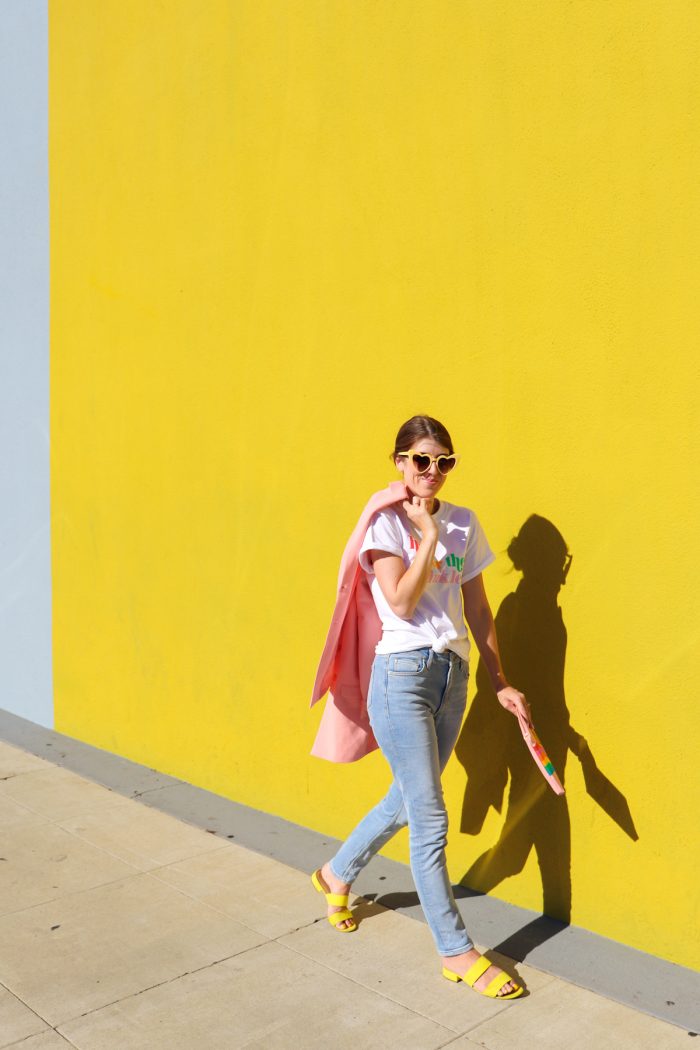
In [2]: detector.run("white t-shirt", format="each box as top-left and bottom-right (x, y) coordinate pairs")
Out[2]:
(358, 500), (495, 661)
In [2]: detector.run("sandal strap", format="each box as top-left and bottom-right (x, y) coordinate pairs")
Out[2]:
(483, 971), (517, 998)
(325, 892), (350, 907)
(328, 909), (354, 927)
(464, 956), (492, 987)
(311, 871), (350, 908)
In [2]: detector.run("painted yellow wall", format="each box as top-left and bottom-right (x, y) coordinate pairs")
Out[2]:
(50, 1), (700, 968)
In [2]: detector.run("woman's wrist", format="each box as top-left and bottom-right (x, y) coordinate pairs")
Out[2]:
(419, 525), (438, 545)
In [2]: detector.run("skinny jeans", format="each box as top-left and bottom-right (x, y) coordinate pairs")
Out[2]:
(330, 647), (473, 957)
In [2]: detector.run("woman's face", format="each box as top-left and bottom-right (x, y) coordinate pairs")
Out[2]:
(395, 437), (452, 501)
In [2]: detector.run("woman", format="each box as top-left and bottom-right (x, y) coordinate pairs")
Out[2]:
(311, 415), (531, 1000)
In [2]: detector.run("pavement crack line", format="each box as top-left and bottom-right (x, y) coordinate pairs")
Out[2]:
(53, 945), (274, 1029)
(434, 1033), (483, 1050)
(275, 937), (507, 1036)
(128, 781), (187, 799)
(0, 976), (60, 1032)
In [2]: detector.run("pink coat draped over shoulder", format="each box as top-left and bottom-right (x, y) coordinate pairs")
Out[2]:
(310, 481), (408, 762)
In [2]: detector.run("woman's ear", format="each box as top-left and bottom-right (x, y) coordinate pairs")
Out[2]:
(394, 456), (405, 475)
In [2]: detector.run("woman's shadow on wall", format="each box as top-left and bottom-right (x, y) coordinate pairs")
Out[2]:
(454, 515), (638, 961)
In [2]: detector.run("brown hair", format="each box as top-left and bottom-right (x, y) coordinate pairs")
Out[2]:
(391, 415), (454, 458)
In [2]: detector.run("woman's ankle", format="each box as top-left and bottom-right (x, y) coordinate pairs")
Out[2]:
(441, 947), (479, 968)
(322, 861), (351, 892)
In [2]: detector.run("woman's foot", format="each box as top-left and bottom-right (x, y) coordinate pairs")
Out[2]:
(441, 948), (520, 997)
(318, 863), (355, 931)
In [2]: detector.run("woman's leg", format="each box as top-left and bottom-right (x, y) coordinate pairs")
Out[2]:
(320, 781), (407, 928)
(327, 655), (408, 888)
(426, 652), (521, 993)
(321, 649), (521, 990)
(324, 651), (463, 930)
(329, 779), (407, 884)
(364, 648), (473, 957)
(369, 649), (519, 994)
(328, 648), (466, 887)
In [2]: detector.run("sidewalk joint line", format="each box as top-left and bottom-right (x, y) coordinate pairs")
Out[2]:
(52, 944), (274, 1030)
(275, 936), (492, 1036)
(0, 976), (62, 1034)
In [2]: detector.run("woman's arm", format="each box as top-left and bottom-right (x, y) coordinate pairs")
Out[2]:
(462, 573), (531, 723)
(370, 497), (438, 619)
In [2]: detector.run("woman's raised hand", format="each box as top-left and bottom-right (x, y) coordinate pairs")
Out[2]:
(403, 496), (438, 537)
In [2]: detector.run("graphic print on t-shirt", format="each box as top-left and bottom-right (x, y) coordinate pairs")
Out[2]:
(407, 532), (465, 584)
(358, 500), (495, 659)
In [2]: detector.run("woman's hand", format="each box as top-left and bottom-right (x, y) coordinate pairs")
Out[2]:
(370, 497), (439, 619)
(496, 685), (531, 725)
(403, 496), (438, 537)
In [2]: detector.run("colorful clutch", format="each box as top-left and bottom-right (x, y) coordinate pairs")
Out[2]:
(516, 709), (565, 795)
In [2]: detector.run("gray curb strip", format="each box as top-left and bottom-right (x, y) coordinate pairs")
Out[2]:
(1, 707), (698, 1033)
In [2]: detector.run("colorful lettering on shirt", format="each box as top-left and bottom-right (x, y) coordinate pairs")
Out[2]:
(445, 552), (464, 572)
(407, 532), (463, 584)
(430, 567), (462, 584)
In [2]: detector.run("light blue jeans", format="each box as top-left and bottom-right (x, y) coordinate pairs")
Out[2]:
(330, 647), (474, 957)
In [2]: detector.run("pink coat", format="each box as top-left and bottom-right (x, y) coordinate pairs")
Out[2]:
(310, 481), (408, 762)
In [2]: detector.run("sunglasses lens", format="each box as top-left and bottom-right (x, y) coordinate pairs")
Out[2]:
(437, 456), (457, 474)
(411, 454), (432, 473)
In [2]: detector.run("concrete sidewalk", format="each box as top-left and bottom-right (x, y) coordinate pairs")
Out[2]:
(0, 737), (693, 1049)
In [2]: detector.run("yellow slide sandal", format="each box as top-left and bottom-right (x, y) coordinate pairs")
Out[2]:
(310, 868), (357, 933)
(442, 955), (523, 999)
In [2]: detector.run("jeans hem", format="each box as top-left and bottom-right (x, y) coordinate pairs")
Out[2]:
(439, 941), (475, 957)
(328, 859), (352, 883)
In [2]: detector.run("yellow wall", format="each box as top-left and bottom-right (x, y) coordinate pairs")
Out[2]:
(50, 1), (700, 968)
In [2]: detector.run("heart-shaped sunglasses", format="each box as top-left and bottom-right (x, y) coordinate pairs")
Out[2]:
(396, 450), (460, 475)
